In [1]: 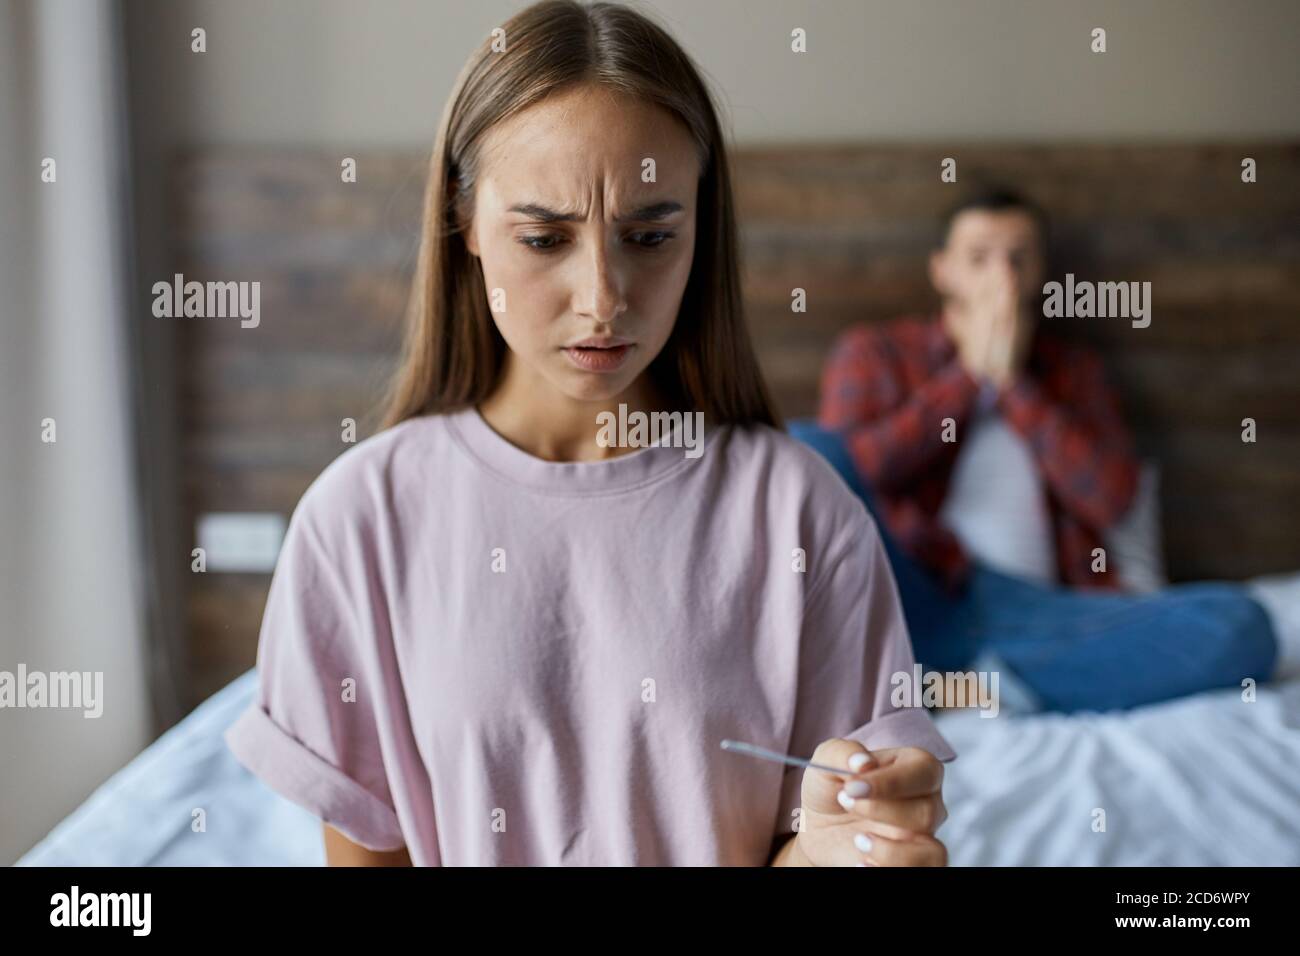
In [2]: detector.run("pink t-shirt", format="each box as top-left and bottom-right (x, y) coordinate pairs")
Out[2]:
(224, 405), (956, 865)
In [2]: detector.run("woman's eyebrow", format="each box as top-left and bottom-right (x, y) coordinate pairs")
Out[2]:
(615, 200), (685, 223)
(506, 200), (684, 223)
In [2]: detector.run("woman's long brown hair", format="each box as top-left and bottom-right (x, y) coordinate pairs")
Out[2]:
(379, 0), (779, 431)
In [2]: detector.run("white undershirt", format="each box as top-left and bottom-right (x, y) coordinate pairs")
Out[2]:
(938, 382), (1059, 584)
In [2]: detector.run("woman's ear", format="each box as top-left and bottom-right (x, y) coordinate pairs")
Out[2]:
(450, 181), (479, 258)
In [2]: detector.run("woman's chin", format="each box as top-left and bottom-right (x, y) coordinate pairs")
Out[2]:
(565, 383), (632, 405)
(555, 368), (643, 405)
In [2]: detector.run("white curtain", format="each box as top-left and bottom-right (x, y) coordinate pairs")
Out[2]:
(0, 0), (150, 864)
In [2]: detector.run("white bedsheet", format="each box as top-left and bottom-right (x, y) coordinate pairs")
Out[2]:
(18, 670), (324, 867)
(937, 678), (1300, 865)
(18, 670), (1300, 866)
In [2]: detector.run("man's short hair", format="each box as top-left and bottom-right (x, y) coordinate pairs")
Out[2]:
(940, 185), (1051, 250)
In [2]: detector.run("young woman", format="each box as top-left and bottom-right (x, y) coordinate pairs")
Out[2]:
(225, 0), (955, 867)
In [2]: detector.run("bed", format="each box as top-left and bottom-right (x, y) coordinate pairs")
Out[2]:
(18, 667), (1300, 866)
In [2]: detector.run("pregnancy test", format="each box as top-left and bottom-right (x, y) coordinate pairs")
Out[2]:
(719, 739), (870, 777)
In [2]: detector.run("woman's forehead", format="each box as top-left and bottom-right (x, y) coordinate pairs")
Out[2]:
(477, 88), (699, 199)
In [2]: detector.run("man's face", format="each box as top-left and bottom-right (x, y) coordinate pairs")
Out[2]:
(928, 209), (1046, 314)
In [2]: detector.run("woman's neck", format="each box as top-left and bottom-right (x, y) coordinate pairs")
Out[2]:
(477, 359), (666, 463)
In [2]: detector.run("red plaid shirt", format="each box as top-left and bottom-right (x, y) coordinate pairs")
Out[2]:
(817, 313), (1139, 591)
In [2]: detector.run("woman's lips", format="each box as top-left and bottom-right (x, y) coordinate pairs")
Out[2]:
(563, 344), (632, 372)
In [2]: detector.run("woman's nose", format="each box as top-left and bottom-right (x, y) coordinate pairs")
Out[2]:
(573, 242), (628, 324)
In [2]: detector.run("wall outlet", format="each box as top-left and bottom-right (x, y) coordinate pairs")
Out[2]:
(195, 512), (287, 572)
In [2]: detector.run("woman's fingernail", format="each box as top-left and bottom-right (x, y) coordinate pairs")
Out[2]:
(855, 861), (869, 867)
(837, 789), (855, 810)
(844, 779), (871, 797)
(854, 833), (874, 853)
(848, 753), (872, 772)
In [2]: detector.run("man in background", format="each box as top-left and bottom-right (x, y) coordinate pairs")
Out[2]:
(820, 188), (1136, 593)
(789, 188), (1295, 713)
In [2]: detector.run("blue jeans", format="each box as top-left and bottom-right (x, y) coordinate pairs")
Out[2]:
(788, 420), (1278, 714)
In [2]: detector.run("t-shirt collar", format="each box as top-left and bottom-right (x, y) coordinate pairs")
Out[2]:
(445, 404), (703, 496)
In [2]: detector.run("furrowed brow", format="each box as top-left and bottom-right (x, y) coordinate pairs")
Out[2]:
(506, 200), (684, 224)
(614, 201), (684, 223)
(506, 202), (581, 223)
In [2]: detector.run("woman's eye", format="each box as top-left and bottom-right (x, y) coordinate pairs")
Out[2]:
(631, 231), (674, 249)
(518, 234), (563, 251)
(516, 231), (676, 253)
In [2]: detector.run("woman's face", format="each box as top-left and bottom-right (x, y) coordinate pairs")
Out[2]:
(464, 84), (700, 406)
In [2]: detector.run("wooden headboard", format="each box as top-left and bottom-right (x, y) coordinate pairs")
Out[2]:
(173, 144), (1300, 702)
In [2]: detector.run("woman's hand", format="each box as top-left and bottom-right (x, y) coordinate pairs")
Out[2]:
(795, 738), (948, 866)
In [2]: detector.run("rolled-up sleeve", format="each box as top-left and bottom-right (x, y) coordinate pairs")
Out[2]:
(776, 511), (957, 835)
(223, 499), (405, 852)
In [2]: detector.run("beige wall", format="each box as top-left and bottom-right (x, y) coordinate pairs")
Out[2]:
(126, 0), (1300, 147)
